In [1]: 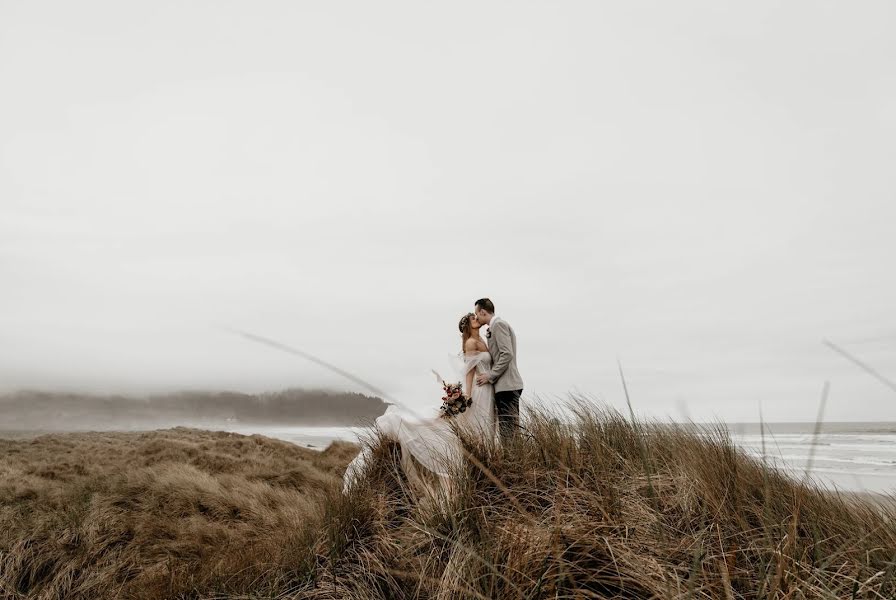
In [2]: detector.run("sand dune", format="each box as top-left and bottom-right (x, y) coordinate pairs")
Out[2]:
(0, 427), (357, 599)
(3, 406), (896, 599)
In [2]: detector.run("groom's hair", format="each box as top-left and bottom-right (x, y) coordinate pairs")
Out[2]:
(475, 298), (495, 314)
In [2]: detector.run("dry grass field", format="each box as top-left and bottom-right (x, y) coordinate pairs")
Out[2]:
(329, 407), (896, 599)
(0, 427), (357, 599)
(2, 405), (896, 599)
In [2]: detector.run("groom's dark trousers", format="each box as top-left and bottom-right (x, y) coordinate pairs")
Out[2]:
(495, 389), (522, 441)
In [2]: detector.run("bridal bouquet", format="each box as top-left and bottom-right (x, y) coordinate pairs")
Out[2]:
(439, 381), (472, 419)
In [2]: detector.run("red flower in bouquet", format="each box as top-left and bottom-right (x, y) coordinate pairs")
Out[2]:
(439, 381), (472, 419)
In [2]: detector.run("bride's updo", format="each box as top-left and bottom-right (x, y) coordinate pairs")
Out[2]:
(458, 312), (474, 353)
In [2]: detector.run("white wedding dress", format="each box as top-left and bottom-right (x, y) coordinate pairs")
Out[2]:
(342, 351), (496, 495)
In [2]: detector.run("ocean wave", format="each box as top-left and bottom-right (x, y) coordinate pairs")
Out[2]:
(733, 434), (896, 445)
(738, 443), (896, 455)
(779, 465), (896, 480)
(750, 453), (896, 468)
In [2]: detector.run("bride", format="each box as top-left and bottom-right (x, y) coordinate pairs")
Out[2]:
(342, 313), (496, 495)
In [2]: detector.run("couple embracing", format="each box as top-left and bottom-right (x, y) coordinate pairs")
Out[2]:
(343, 298), (523, 495)
(459, 298), (524, 443)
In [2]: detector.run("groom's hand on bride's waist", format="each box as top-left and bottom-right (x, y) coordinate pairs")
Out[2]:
(475, 373), (490, 386)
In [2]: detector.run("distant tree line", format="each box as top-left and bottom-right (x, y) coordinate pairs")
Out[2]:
(0, 389), (389, 430)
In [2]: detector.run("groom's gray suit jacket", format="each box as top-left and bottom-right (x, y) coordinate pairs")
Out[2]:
(486, 317), (524, 393)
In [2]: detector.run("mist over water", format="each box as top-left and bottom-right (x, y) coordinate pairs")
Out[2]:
(2, 2), (895, 425)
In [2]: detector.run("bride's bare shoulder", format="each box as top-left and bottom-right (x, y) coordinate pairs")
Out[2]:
(464, 337), (480, 353)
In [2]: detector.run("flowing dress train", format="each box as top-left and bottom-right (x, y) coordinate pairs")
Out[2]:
(342, 352), (496, 496)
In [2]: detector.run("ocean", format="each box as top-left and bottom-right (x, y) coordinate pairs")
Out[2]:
(722, 422), (896, 496)
(228, 421), (896, 496)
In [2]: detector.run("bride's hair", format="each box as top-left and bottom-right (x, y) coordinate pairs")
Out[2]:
(458, 312), (475, 353)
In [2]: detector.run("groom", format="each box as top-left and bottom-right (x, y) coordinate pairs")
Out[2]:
(473, 298), (524, 441)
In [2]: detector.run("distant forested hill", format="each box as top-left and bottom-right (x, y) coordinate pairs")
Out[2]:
(0, 389), (388, 430)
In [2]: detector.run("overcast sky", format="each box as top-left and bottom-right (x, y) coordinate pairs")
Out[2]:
(2, 1), (894, 422)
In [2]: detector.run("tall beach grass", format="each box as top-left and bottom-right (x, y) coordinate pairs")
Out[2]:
(319, 401), (896, 599)
(2, 403), (895, 598)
